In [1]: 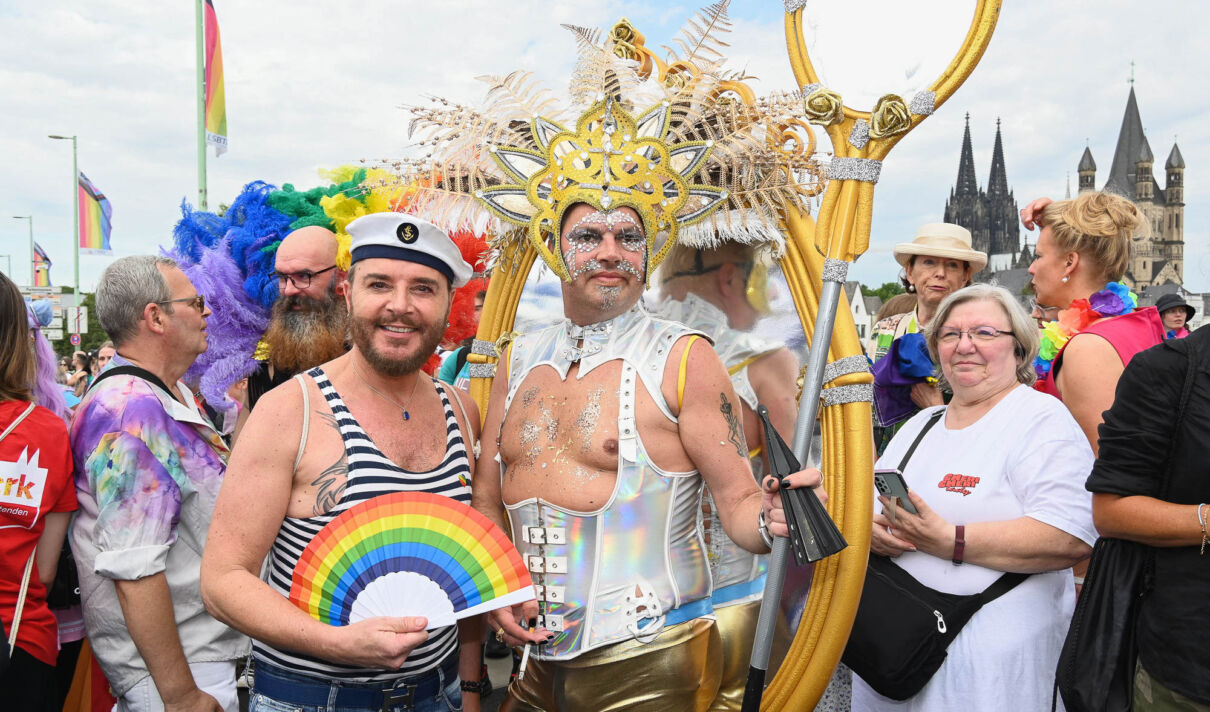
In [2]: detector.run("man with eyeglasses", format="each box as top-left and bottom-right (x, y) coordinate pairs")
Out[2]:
(69, 255), (248, 712)
(246, 226), (350, 411)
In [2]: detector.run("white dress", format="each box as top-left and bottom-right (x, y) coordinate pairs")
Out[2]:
(851, 385), (1098, 712)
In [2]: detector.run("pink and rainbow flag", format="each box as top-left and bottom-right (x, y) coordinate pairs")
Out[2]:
(204, 0), (228, 155)
(78, 173), (113, 255)
(33, 242), (52, 286)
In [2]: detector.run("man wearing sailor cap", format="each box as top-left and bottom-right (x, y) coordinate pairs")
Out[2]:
(203, 213), (488, 712)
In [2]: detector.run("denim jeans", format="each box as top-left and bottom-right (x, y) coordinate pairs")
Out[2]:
(250, 658), (461, 712)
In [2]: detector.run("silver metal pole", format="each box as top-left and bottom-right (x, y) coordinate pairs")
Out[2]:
(742, 266), (846, 711)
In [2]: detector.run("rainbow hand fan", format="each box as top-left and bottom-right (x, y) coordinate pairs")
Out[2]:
(289, 492), (534, 630)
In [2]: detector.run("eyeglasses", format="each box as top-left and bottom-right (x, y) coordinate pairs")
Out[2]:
(273, 265), (337, 290)
(1029, 299), (1061, 319)
(155, 294), (206, 312)
(936, 326), (1012, 344)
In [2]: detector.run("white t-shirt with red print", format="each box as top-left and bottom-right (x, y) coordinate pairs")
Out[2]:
(852, 385), (1097, 712)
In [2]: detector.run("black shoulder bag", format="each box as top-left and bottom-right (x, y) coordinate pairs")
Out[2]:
(1055, 337), (1199, 712)
(842, 408), (1030, 701)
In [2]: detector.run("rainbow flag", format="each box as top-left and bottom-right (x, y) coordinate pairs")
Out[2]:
(204, 0), (228, 155)
(33, 242), (52, 286)
(78, 173), (113, 255)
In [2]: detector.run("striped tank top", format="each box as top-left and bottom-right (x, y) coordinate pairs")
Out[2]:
(252, 366), (472, 681)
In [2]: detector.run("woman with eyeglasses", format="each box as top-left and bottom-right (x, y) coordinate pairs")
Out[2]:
(868, 223), (985, 454)
(851, 284), (1096, 712)
(0, 272), (78, 711)
(1021, 191), (1165, 449)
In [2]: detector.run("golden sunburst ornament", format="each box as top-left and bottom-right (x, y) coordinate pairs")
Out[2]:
(475, 97), (728, 283)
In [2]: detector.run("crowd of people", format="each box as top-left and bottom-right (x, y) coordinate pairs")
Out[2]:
(3, 187), (1209, 712)
(3, 20), (1207, 712)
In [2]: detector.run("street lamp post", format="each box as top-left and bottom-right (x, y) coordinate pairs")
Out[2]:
(11, 215), (33, 285)
(48, 134), (80, 290)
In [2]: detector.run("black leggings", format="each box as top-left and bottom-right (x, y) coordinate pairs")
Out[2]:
(0, 644), (58, 712)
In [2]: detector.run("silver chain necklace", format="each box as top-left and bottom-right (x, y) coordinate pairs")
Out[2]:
(352, 361), (422, 422)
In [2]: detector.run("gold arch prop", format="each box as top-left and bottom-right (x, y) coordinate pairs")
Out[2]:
(466, 3), (1002, 709)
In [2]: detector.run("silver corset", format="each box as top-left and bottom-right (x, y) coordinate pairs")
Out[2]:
(501, 303), (712, 660)
(658, 294), (778, 604)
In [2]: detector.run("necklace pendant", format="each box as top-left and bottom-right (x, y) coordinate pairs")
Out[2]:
(403, 411), (410, 422)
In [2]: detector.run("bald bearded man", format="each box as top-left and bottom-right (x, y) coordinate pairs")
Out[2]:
(246, 226), (350, 410)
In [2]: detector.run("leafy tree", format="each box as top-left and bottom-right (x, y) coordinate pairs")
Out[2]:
(864, 281), (906, 303)
(52, 288), (107, 357)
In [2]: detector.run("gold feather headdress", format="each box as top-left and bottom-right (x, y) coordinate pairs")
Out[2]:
(393, 2), (821, 283)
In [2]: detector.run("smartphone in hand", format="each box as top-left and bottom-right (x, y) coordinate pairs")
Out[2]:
(874, 469), (918, 515)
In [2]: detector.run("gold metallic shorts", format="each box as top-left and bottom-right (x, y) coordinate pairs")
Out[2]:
(708, 600), (762, 712)
(503, 617), (721, 712)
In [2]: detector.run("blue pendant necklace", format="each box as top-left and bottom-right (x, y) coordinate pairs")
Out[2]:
(354, 362), (422, 422)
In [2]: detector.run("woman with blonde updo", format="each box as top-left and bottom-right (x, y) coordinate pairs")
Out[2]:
(1021, 191), (1165, 452)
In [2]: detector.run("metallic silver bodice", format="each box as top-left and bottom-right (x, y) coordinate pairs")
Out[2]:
(500, 303), (713, 660)
(658, 294), (779, 604)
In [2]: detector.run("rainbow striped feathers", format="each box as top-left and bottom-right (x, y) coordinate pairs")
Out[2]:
(289, 492), (533, 630)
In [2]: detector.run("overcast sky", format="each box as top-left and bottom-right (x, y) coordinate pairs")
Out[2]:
(2, 0), (1205, 294)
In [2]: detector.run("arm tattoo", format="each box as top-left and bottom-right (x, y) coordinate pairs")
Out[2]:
(720, 393), (746, 459)
(311, 410), (347, 515)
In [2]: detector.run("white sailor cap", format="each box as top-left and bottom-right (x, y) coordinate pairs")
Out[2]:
(347, 213), (473, 287)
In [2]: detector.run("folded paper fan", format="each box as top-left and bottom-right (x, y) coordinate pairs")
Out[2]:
(289, 491), (534, 630)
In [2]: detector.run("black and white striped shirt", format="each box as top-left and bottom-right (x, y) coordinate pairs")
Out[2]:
(252, 367), (472, 681)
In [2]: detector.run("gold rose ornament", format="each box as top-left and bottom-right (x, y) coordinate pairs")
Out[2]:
(868, 94), (911, 139)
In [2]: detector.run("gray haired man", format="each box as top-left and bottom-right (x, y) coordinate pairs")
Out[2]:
(70, 255), (247, 712)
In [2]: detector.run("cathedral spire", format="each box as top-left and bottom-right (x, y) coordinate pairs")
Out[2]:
(988, 117), (1009, 198)
(1104, 86), (1149, 197)
(955, 112), (979, 196)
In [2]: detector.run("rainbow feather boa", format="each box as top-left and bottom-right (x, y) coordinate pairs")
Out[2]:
(1034, 281), (1138, 380)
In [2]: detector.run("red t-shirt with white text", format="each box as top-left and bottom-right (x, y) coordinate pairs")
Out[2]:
(0, 400), (76, 665)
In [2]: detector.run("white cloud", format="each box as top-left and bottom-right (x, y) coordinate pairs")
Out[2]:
(1, 0), (1206, 294)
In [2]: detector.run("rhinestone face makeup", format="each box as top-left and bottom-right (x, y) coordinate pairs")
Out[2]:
(562, 209), (649, 282)
(599, 285), (622, 308)
(568, 209), (638, 234)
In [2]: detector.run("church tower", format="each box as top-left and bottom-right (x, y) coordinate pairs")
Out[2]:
(1078, 146), (1096, 193)
(984, 119), (1020, 272)
(1099, 85), (1184, 288)
(1164, 143), (1185, 280)
(943, 113), (990, 265)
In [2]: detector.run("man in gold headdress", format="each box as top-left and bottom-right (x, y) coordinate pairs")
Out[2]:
(403, 10), (821, 707)
(476, 197), (819, 711)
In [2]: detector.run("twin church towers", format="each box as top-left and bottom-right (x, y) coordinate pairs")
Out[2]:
(944, 86), (1185, 289)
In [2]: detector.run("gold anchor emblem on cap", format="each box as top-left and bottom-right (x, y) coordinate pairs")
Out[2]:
(397, 222), (419, 243)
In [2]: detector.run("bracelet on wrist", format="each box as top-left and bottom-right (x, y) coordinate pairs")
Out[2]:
(460, 664), (491, 695)
(1198, 503), (1207, 556)
(757, 510), (774, 549)
(951, 524), (966, 566)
